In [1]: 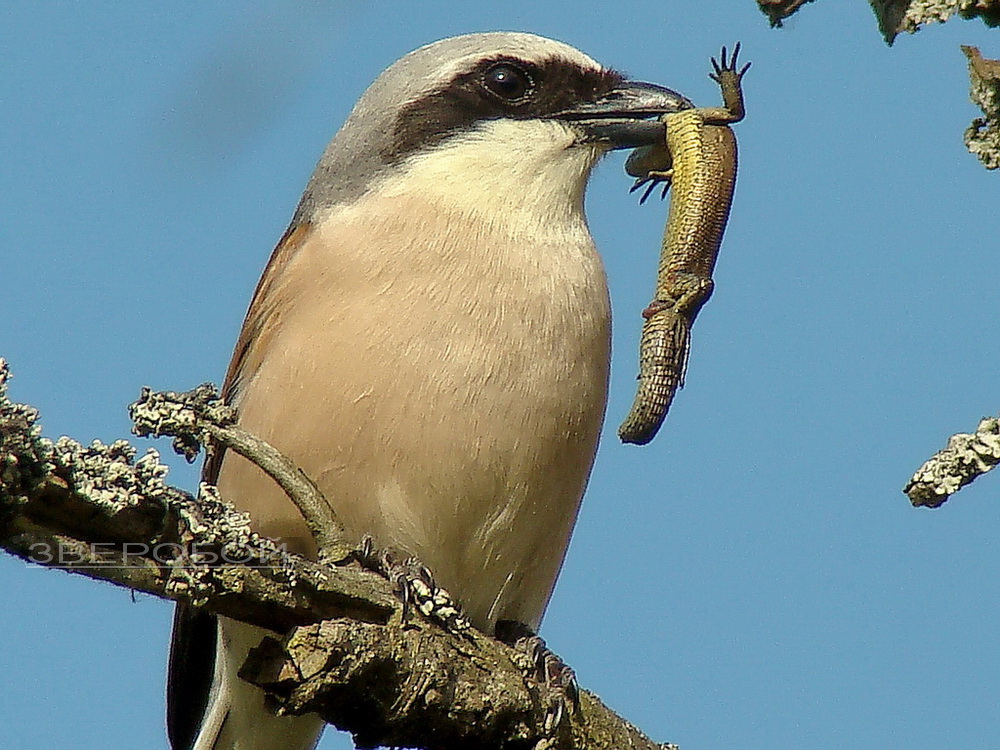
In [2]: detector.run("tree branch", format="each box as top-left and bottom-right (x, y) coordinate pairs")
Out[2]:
(0, 358), (676, 750)
(904, 415), (1000, 507)
(962, 45), (1000, 169)
(756, 1), (1000, 44)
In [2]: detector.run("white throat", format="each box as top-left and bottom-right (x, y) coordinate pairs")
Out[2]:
(376, 118), (606, 241)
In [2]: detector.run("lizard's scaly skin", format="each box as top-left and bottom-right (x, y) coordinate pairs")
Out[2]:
(619, 47), (748, 445)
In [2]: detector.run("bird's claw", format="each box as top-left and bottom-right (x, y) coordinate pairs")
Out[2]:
(355, 536), (471, 633)
(496, 621), (580, 737)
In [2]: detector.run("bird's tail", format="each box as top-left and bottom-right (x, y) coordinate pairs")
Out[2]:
(192, 617), (325, 750)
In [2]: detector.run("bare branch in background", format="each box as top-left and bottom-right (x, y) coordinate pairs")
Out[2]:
(756, 0), (819, 27)
(871, 1), (1000, 44)
(753, 4), (1000, 169)
(756, 1), (1000, 44)
(962, 45), (1000, 168)
(904, 416), (1000, 508)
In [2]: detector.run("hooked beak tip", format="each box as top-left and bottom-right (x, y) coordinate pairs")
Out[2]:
(556, 80), (692, 149)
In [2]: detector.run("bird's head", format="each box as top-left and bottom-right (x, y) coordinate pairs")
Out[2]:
(297, 32), (691, 229)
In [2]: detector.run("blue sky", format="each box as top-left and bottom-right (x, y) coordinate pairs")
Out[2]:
(2, 2), (999, 749)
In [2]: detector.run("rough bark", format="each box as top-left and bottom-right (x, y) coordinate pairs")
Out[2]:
(904, 415), (1000, 508)
(962, 45), (1000, 169)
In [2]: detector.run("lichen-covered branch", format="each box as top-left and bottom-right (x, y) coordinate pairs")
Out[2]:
(961, 45), (1000, 169)
(871, 1), (1000, 44)
(0, 358), (674, 750)
(756, 1), (1000, 44)
(753, 3), (1000, 170)
(904, 416), (1000, 507)
(0, 361), (394, 629)
(128, 384), (352, 561)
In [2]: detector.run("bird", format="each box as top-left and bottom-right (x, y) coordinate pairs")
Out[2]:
(166, 31), (690, 750)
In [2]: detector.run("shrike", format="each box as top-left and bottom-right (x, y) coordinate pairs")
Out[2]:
(167, 31), (690, 750)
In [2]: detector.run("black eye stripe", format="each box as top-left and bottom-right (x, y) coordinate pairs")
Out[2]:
(387, 57), (623, 163)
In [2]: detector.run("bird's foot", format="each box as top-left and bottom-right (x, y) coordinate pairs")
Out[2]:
(354, 536), (471, 633)
(495, 620), (580, 737)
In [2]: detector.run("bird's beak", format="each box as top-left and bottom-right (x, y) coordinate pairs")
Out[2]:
(554, 81), (693, 149)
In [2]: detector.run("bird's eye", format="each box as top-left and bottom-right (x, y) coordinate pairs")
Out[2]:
(482, 63), (532, 101)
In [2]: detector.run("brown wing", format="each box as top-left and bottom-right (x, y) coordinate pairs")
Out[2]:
(201, 220), (314, 486)
(166, 220), (314, 750)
